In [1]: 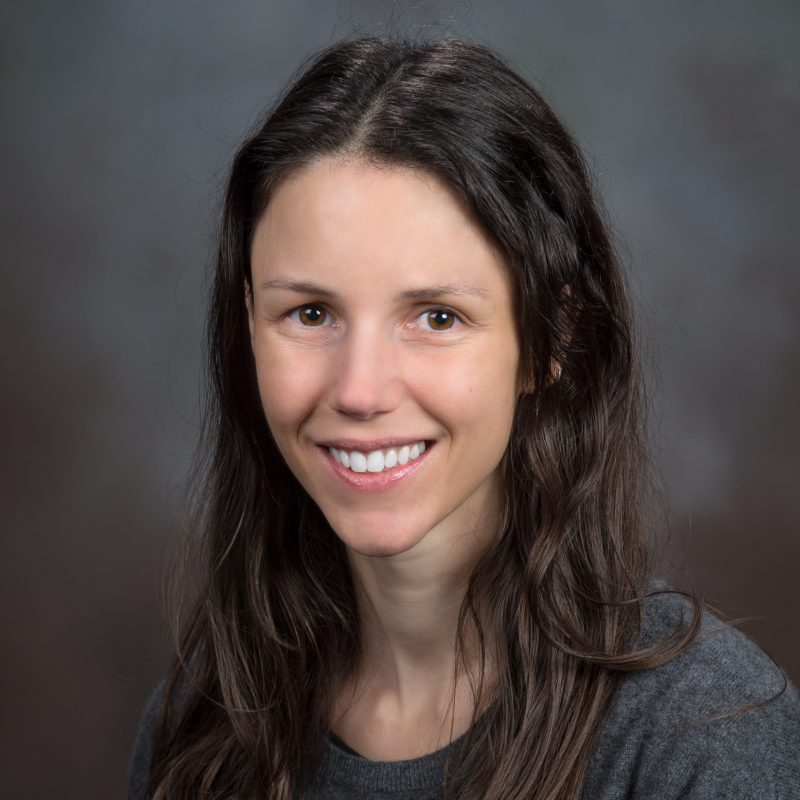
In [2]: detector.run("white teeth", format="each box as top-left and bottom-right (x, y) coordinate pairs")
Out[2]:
(328, 441), (429, 473)
(332, 447), (351, 468)
(350, 451), (367, 472)
(366, 451), (384, 472)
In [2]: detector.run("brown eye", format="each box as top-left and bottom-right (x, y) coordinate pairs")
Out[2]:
(298, 305), (326, 326)
(426, 309), (456, 330)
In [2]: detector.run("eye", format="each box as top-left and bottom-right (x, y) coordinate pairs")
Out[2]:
(291, 304), (328, 326)
(424, 308), (458, 331)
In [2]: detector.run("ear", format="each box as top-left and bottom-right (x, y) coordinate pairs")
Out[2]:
(518, 367), (535, 396)
(547, 360), (563, 386)
(547, 282), (573, 387)
(517, 360), (561, 397)
(519, 283), (572, 396)
(244, 280), (255, 349)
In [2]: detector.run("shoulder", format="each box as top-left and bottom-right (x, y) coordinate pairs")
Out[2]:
(633, 580), (793, 716)
(127, 682), (163, 800)
(582, 580), (800, 799)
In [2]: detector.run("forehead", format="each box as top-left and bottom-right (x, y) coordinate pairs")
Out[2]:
(250, 157), (513, 297)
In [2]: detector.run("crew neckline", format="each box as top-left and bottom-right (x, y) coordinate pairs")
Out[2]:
(321, 725), (472, 791)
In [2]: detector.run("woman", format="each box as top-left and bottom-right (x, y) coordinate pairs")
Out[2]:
(129, 37), (799, 799)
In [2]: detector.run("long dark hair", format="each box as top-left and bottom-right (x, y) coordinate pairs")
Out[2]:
(149, 36), (725, 799)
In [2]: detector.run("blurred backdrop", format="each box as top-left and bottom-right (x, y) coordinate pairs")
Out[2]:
(2, 1), (798, 797)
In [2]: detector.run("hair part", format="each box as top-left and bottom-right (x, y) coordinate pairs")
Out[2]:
(147, 36), (782, 800)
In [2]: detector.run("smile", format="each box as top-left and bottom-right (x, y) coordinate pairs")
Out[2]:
(328, 441), (427, 473)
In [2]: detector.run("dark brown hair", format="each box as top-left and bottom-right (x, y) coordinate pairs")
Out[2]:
(147, 36), (760, 799)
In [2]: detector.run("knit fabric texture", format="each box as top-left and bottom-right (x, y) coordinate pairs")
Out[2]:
(128, 582), (800, 799)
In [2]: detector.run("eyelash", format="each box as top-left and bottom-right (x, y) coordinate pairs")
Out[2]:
(284, 304), (464, 332)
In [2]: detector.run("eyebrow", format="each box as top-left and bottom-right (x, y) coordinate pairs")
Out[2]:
(259, 279), (490, 301)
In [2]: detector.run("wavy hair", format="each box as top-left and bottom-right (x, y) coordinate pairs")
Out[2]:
(148, 36), (723, 799)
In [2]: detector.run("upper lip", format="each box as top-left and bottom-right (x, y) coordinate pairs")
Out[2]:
(316, 437), (434, 451)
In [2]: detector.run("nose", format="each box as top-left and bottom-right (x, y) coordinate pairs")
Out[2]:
(329, 323), (400, 420)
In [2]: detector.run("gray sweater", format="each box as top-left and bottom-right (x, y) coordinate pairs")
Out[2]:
(128, 584), (800, 798)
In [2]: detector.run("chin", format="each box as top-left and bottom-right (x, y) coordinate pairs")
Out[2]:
(339, 530), (429, 559)
(346, 541), (413, 558)
(325, 509), (432, 558)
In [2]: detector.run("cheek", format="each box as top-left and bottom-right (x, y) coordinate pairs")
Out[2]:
(414, 342), (519, 442)
(253, 343), (324, 435)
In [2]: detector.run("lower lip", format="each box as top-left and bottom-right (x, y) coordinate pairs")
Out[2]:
(319, 443), (434, 493)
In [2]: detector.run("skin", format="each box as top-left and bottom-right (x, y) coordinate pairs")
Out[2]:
(247, 157), (522, 759)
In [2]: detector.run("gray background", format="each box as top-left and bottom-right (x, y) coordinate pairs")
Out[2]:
(2, 2), (798, 798)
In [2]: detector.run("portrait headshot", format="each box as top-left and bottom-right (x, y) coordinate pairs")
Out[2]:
(3, 3), (799, 799)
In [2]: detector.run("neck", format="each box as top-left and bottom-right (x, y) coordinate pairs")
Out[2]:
(345, 509), (499, 717)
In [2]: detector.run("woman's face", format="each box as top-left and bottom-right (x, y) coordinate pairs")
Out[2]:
(248, 157), (521, 557)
